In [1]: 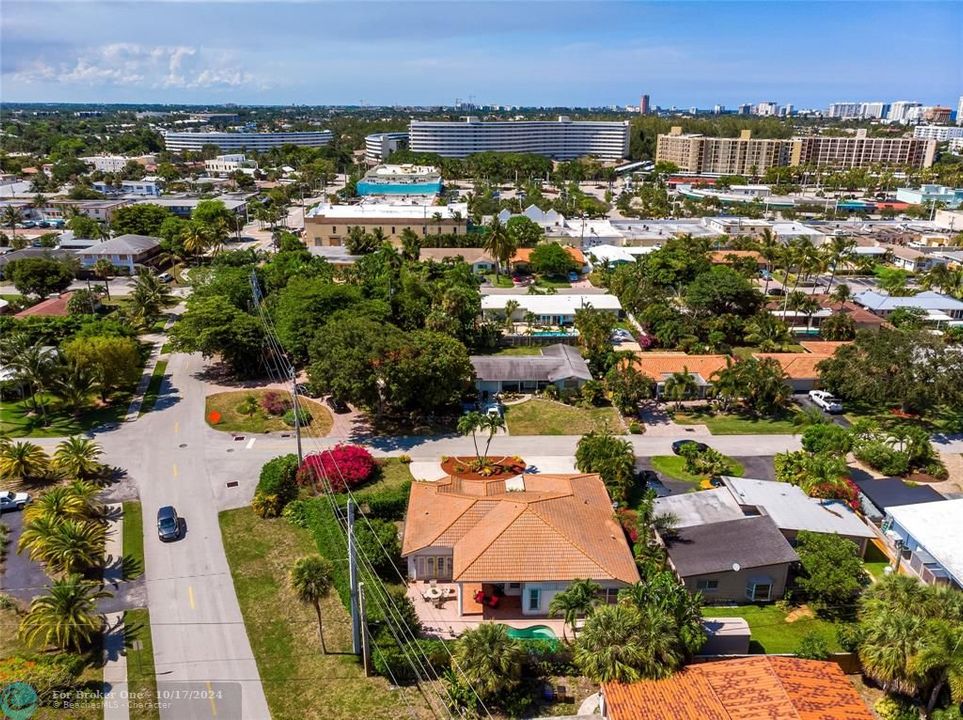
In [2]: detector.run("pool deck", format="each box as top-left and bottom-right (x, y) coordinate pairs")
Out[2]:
(406, 581), (569, 640)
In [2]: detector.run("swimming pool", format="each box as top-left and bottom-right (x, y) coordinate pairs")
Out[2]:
(356, 180), (442, 196)
(505, 625), (558, 641)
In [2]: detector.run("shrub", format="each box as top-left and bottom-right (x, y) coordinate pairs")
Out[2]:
(854, 441), (910, 476)
(525, 639), (576, 677)
(628, 421), (644, 434)
(298, 444), (376, 492)
(373, 639), (450, 684)
(807, 476), (861, 512)
(236, 394), (260, 417)
(801, 424), (852, 454)
(874, 695), (920, 720)
(354, 517), (401, 577)
(281, 499), (311, 528)
(259, 390), (290, 416)
(795, 631), (831, 660)
(363, 482), (411, 521)
(835, 623), (864, 652)
(541, 384), (559, 400)
(0, 655), (82, 705)
(252, 454), (299, 518)
(919, 458), (949, 480)
(282, 407), (312, 427)
(398, 454), (412, 464)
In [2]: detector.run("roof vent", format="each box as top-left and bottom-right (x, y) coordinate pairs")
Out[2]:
(505, 476), (526, 493)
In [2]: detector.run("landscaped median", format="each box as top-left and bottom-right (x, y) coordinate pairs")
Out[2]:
(504, 397), (624, 435)
(122, 501), (145, 579)
(138, 359), (168, 416)
(205, 389), (333, 436)
(650, 454), (745, 487)
(124, 608), (159, 720)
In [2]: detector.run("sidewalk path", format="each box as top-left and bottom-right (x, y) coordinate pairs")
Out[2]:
(102, 611), (130, 720)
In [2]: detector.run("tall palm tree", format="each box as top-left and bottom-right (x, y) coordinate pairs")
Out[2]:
(6, 340), (59, 420)
(912, 620), (963, 715)
(823, 235), (856, 294)
(53, 437), (104, 480)
(829, 282), (852, 309)
(457, 411), (485, 467)
(482, 216), (516, 279)
(502, 299), (520, 332)
(36, 518), (107, 575)
(2, 206), (23, 244)
(574, 604), (648, 683)
(181, 223), (210, 261)
(453, 622), (525, 701)
(758, 229), (780, 296)
(92, 258), (115, 300)
(129, 268), (173, 328)
(52, 362), (97, 416)
(661, 368), (698, 409)
(549, 579), (601, 641)
(19, 574), (110, 651)
(290, 555), (334, 653)
(0, 440), (50, 483)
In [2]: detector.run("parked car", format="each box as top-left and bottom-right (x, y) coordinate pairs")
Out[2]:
(482, 402), (503, 419)
(567, 271), (579, 282)
(809, 390), (843, 414)
(767, 287), (785, 296)
(156, 506), (181, 541)
(611, 329), (634, 343)
(157, 272), (173, 283)
(671, 439), (709, 455)
(325, 396), (350, 414)
(0, 490), (31, 512)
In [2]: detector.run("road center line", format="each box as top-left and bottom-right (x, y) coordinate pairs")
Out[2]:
(172, 463), (179, 478)
(206, 680), (218, 717)
(188, 585), (196, 609)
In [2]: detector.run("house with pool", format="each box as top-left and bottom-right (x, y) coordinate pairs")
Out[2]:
(481, 293), (623, 327)
(402, 472), (639, 639)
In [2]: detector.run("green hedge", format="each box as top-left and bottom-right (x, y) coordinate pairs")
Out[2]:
(252, 454), (300, 517)
(362, 480), (411, 521)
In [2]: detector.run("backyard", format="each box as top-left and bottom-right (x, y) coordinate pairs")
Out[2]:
(219, 505), (429, 720)
(205, 389), (333, 436)
(504, 397), (624, 435)
(701, 603), (843, 655)
(673, 407), (801, 435)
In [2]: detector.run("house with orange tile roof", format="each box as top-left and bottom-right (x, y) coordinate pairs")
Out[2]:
(510, 244), (586, 271)
(14, 292), (78, 318)
(401, 473), (639, 636)
(752, 352), (831, 392)
(601, 656), (874, 720)
(709, 249), (766, 268)
(632, 354), (731, 399)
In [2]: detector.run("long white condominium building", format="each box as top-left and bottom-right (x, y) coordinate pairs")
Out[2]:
(162, 130), (333, 152)
(408, 116), (629, 161)
(365, 132), (409, 163)
(914, 125), (963, 142)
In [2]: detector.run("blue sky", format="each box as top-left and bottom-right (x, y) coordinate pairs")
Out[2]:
(2, 1), (960, 108)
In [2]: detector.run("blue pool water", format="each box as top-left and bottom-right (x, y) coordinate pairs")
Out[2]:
(356, 180), (442, 196)
(532, 330), (575, 337)
(505, 625), (558, 641)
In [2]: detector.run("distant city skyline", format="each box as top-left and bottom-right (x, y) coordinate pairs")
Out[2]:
(1, 1), (960, 107)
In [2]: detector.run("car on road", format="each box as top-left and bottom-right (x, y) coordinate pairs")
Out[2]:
(157, 506), (181, 541)
(325, 396), (350, 414)
(671, 439), (709, 455)
(0, 490), (30, 512)
(809, 390), (843, 414)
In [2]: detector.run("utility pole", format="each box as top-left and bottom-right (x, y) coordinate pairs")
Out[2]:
(290, 368), (303, 464)
(358, 581), (372, 676)
(347, 500), (362, 655)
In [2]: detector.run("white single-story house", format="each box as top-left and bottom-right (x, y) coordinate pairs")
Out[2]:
(470, 344), (592, 397)
(418, 247), (496, 274)
(481, 293), (622, 326)
(854, 290), (963, 321)
(75, 234), (162, 274)
(884, 498), (963, 588)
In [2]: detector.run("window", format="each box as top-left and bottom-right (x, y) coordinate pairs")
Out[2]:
(696, 579), (719, 592)
(332, 226), (336, 234)
(746, 582), (772, 602)
(391, 226), (396, 234)
(527, 588), (541, 611)
(508, 583), (521, 590)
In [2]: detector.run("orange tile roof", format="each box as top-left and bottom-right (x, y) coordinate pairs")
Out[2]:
(402, 473), (639, 584)
(752, 352), (831, 380)
(632, 353), (731, 382)
(603, 657), (874, 720)
(511, 244), (585, 265)
(710, 250), (764, 264)
(799, 340), (851, 355)
(14, 292), (74, 318)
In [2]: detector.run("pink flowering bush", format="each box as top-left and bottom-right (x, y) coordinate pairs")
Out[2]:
(260, 391), (290, 416)
(298, 444), (376, 492)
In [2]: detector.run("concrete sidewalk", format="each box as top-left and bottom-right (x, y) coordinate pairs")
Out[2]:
(102, 505), (129, 720)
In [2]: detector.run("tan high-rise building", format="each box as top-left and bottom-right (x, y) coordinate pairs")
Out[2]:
(655, 127), (791, 175)
(656, 127), (936, 174)
(789, 130), (936, 170)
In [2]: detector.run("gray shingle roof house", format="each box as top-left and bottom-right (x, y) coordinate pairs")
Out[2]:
(662, 516), (799, 603)
(75, 234), (162, 274)
(470, 344), (592, 397)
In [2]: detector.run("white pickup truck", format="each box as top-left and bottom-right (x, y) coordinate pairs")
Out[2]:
(0, 490), (31, 512)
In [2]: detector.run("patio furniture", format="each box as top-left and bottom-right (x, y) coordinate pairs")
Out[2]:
(424, 586), (444, 603)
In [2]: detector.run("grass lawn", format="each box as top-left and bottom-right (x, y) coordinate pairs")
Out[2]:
(863, 542), (891, 582)
(843, 403), (963, 435)
(362, 457), (414, 496)
(122, 501), (145, 580)
(505, 398), (624, 435)
(535, 275), (571, 288)
(650, 454), (745, 486)
(0, 604), (104, 719)
(0, 394), (130, 438)
(702, 604), (842, 655)
(484, 273), (514, 288)
(673, 408), (800, 435)
(138, 360), (168, 416)
(488, 345), (545, 356)
(124, 608), (159, 720)
(205, 389), (333, 436)
(219, 507), (428, 720)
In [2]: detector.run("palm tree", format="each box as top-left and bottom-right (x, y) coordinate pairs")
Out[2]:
(452, 622), (525, 701)
(24, 485), (89, 524)
(823, 235), (856, 294)
(477, 412), (505, 465)
(181, 223), (210, 261)
(92, 258), (115, 300)
(912, 620), (963, 715)
(758, 229), (780, 296)
(744, 314), (792, 352)
(549, 579), (601, 641)
(574, 604), (648, 683)
(482, 216), (517, 279)
(19, 574), (110, 651)
(859, 610), (926, 695)
(52, 362), (97, 416)
(457, 411), (485, 467)
(52, 437), (103, 480)
(290, 555), (334, 653)
(661, 368), (698, 409)
(129, 268), (173, 328)
(5, 339), (59, 420)
(830, 282), (852, 309)
(2, 206), (23, 245)
(502, 299), (520, 332)
(0, 440), (50, 483)
(35, 518), (107, 574)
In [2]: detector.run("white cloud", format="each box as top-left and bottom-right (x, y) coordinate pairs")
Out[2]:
(9, 42), (263, 89)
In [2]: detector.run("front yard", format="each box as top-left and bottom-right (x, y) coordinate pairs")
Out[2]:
(650, 454), (745, 486)
(504, 398), (624, 435)
(0, 395), (130, 438)
(219, 506), (428, 720)
(701, 604), (842, 655)
(673, 407), (800, 435)
(205, 389), (333, 436)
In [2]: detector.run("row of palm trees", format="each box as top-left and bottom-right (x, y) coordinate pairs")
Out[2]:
(19, 478), (107, 575)
(0, 436), (104, 484)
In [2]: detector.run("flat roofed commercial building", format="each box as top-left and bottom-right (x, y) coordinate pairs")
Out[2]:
(304, 202), (468, 247)
(790, 131), (936, 170)
(162, 130), (333, 153)
(409, 116), (629, 161)
(364, 132), (409, 163)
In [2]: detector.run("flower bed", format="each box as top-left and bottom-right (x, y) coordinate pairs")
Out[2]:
(440, 455), (526, 481)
